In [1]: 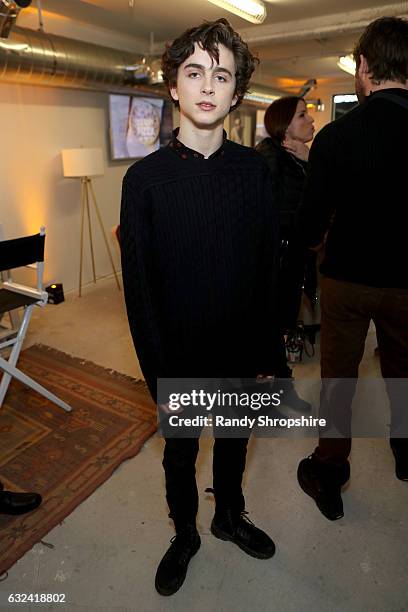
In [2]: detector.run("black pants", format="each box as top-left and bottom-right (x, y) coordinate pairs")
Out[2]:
(162, 437), (249, 531)
(317, 277), (408, 466)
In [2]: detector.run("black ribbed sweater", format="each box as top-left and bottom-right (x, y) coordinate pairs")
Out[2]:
(120, 139), (280, 400)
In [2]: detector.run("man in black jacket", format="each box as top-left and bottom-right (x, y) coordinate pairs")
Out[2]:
(297, 17), (408, 521)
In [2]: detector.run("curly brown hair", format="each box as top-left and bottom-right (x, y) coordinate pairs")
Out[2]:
(161, 18), (259, 112)
(353, 17), (408, 85)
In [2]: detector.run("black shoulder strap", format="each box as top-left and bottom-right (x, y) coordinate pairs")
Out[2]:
(369, 91), (408, 111)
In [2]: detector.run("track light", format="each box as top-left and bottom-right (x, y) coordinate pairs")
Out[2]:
(298, 78), (317, 98)
(206, 0), (267, 24)
(337, 55), (356, 76)
(244, 91), (279, 105)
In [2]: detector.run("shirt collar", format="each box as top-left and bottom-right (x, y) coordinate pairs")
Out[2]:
(168, 127), (227, 160)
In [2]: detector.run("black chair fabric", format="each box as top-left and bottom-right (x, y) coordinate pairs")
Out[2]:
(0, 289), (39, 315)
(0, 233), (45, 272)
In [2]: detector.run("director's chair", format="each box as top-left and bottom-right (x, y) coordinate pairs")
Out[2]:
(0, 224), (21, 342)
(0, 227), (72, 412)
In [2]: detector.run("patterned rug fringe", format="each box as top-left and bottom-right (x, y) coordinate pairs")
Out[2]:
(34, 343), (148, 390)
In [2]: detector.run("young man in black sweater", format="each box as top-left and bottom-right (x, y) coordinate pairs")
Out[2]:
(121, 19), (279, 595)
(297, 17), (408, 521)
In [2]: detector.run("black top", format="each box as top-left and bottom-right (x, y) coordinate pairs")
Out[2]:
(120, 132), (280, 399)
(255, 137), (307, 233)
(299, 88), (408, 288)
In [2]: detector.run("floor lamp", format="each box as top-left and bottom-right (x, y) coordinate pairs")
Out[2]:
(62, 148), (121, 297)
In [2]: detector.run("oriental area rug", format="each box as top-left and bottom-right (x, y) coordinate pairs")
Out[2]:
(0, 344), (156, 575)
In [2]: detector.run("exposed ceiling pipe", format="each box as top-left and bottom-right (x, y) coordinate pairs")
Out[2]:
(246, 17), (408, 44)
(234, 3), (408, 45)
(0, 0), (31, 38)
(36, 0), (44, 32)
(0, 25), (153, 93)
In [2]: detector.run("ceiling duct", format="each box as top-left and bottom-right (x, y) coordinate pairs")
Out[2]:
(0, 25), (154, 93)
(0, 0), (31, 38)
(239, 3), (408, 45)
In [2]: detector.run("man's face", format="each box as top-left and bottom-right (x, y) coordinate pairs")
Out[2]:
(170, 43), (238, 129)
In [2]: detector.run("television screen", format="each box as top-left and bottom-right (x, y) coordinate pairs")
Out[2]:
(332, 94), (358, 121)
(109, 95), (172, 160)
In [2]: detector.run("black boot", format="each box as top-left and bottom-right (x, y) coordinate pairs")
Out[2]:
(297, 454), (350, 521)
(211, 508), (275, 559)
(155, 525), (201, 596)
(0, 488), (42, 516)
(390, 440), (408, 481)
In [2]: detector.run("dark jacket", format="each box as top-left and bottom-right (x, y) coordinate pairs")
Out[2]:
(256, 137), (313, 329)
(255, 137), (307, 236)
(299, 88), (408, 288)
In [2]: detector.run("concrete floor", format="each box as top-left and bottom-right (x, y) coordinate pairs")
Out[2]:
(2, 276), (408, 612)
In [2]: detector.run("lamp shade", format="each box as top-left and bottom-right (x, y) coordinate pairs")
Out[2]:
(62, 148), (104, 178)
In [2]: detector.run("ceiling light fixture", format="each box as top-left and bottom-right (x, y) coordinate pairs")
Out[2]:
(206, 0), (267, 24)
(306, 98), (325, 112)
(337, 55), (356, 76)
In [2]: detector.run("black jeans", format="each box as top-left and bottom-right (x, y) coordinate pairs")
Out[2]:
(162, 437), (249, 531)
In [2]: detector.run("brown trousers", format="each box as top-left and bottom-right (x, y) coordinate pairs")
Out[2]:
(317, 276), (408, 465)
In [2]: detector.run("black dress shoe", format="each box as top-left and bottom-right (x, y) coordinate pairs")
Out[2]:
(297, 454), (349, 521)
(211, 509), (275, 559)
(155, 525), (200, 596)
(391, 447), (408, 481)
(0, 490), (42, 516)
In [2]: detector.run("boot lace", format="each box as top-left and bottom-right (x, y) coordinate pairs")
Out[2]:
(167, 528), (197, 566)
(205, 488), (252, 526)
(239, 510), (255, 526)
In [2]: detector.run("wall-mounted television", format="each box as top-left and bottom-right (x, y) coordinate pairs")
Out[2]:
(109, 94), (173, 161)
(332, 94), (358, 121)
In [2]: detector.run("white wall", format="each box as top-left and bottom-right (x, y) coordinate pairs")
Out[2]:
(0, 7), (149, 293)
(0, 82), (128, 292)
